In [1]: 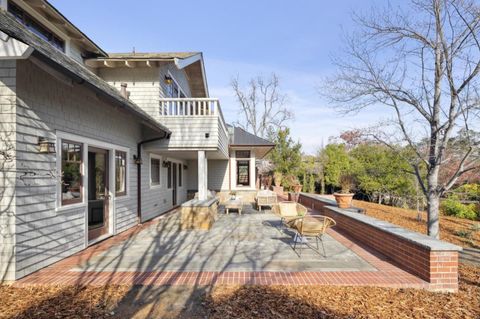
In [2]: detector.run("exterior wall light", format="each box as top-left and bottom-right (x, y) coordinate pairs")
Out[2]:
(164, 75), (173, 85)
(133, 155), (143, 165)
(38, 137), (56, 154)
(183, 165), (188, 170)
(162, 160), (171, 168)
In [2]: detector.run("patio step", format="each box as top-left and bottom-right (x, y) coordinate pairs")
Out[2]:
(460, 248), (480, 266)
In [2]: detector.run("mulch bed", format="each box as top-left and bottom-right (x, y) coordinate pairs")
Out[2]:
(352, 200), (480, 249)
(0, 285), (129, 319)
(205, 264), (480, 319)
(1, 265), (478, 318)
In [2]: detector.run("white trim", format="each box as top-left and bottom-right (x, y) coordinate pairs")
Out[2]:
(114, 150), (129, 199)
(0, 31), (34, 60)
(149, 153), (162, 188)
(55, 131), (131, 248)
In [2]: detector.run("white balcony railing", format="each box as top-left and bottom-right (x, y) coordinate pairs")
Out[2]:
(159, 97), (229, 136)
(159, 98), (221, 116)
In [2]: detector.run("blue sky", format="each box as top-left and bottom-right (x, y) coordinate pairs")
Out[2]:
(51, 0), (398, 154)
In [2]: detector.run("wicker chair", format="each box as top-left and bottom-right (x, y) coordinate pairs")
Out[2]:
(272, 201), (308, 227)
(255, 190), (278, 212)
(289, 215), (336, 257)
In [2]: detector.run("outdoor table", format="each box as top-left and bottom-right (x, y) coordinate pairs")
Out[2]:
(224, 199), (243, 215)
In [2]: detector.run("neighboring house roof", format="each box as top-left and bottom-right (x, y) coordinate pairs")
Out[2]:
(229, 126), (275, 146)
(0, 9), (170, 135)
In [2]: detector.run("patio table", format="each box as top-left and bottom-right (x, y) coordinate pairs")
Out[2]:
(224, 199), (243, 215)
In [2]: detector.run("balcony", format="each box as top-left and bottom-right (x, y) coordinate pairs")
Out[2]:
(151, 98), (229, 157)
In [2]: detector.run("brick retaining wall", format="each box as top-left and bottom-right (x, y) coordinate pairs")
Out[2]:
(298, 193), (462, 292)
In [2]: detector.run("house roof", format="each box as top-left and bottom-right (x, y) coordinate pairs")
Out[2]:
(86, 51), (209, 98)
(229, 126), (275, 147)
(104, 52), (201, 60)
(0, 9), (170, 135)
(19, 0), (107, 57)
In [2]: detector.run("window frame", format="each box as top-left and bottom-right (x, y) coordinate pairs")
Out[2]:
(178, 164), (182, 187)
(115, 151), (127, 197)
(61, 139), (83, 206)
(166, 71), (187, 98)
(167, 162), (172, 189)
(150, 155), (162, 188)
(236, 160), (250, 187)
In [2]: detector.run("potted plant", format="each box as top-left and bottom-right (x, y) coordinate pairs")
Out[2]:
(334, 174), (355, 208)
(273, 171), (283, 187)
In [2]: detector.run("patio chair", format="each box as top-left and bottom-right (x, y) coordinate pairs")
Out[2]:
(271, 201), (308, 227)
(289, 215), (336, 257)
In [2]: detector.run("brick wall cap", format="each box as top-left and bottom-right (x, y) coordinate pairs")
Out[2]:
(324, 205), (462, 251)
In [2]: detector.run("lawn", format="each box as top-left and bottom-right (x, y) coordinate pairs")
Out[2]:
(352, 200), (480, 249)
(0, 264), (478, 319)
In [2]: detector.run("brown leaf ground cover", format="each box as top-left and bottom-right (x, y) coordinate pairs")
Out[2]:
(352, 200), (480, 249)
(205, 264), (480, 319)
(1, 265), (478, 318)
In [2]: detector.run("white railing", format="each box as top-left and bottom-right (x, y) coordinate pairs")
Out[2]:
(159, 97), (229, 136)
(159, 98), (220, 116)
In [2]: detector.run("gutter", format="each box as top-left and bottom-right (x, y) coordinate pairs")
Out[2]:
(136, 132), (171, 223)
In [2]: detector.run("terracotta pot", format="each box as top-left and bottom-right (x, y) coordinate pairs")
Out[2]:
(333, 193), (354, 209)
(293, 184), (303, 193)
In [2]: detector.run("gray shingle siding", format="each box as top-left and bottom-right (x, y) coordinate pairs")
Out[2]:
(9, 58), (144, 279)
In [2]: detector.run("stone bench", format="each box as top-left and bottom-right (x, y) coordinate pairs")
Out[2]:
(180, 197), (219, 230)
(298, 193), (463, 292)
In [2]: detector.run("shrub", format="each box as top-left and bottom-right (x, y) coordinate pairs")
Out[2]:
(441, 197), (478, 220)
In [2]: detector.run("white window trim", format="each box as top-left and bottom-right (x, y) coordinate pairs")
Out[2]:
(149, 154), (162, 188)
(167, 70), (187, 98)
(115, 150), (129, 198)
(56, 131), (130, 210)
(55, 131), (130, 248)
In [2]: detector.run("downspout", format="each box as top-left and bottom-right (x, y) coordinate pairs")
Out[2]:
(136, 131), (171, 223)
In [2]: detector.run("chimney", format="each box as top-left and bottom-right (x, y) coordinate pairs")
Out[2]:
(120, 82), (128, 99)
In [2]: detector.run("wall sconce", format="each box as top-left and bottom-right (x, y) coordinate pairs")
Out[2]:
(133, 155), (143, 165)
(164, 75), (173, 85)
(162, 160), (171, 168)
(183, 165), (188, 170)
(38, 137), (56, 154)
(205, 133), (210, 138)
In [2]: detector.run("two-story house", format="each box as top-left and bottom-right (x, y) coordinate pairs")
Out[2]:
(0, 0), (274, 281)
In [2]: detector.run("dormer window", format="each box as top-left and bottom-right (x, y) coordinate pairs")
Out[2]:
(8, 2), (65, 52)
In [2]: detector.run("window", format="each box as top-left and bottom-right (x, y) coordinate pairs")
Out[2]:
(8, 3), (65, 52)
(237, 160), (250, 186)
(115, 151), (127, 196)
(167, 163), (172, 189)
(150, 158), (160, 186)
(166, 73), (186, 98)
(61, 141), (83, 205)
(178, 165), (182, 187)
(235, 150), (251, 159)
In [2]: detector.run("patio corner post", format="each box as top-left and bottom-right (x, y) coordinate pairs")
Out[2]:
(198, 150), (208, 200)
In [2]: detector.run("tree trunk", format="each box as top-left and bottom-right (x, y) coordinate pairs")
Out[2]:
(426, 192), (441, 239)
(426, 164), (441, 238)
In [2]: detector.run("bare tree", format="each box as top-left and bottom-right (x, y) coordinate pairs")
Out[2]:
(323, 0), (480, 238)
(231, 73), (293, 139)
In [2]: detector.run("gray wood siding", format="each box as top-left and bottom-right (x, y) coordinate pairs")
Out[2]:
(0, 60), (17, 281)
(12, 59), (143, 279)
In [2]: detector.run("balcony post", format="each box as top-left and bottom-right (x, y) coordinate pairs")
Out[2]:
(198, 150), (208, 200)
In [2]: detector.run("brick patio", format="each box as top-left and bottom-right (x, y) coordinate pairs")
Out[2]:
(13, 205), (432, 289)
